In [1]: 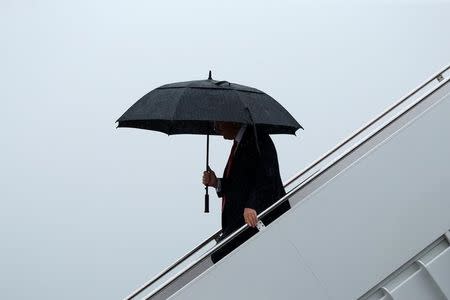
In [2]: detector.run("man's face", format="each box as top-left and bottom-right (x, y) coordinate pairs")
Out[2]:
(214, 122), (240, 140)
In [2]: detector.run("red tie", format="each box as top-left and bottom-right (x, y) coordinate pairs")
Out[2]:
(222, 141), (237, 211)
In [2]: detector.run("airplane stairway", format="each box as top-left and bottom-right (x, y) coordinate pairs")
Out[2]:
(125, 64), (450, 300)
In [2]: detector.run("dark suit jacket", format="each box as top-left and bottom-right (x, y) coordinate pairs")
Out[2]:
(217, 128), (290, 237)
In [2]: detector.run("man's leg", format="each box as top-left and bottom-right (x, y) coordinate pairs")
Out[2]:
(211, 227), (258, 263)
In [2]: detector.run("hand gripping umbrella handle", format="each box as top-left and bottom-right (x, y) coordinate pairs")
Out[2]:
(204, 134), (210, 213)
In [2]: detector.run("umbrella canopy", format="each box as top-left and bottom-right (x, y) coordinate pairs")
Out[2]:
(117, 73), (302, 135)
(116, 72), (302, 213)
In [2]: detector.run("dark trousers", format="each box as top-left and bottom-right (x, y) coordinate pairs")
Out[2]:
(211, 201), (290, 263)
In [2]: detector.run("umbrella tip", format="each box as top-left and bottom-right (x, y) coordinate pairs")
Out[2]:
(208, 70), (212, 80)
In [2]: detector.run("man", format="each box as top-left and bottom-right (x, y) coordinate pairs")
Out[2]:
(202, 121), (290, 262)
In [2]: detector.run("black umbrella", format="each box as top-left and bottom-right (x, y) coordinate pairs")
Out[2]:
(117, 72), (302, 212)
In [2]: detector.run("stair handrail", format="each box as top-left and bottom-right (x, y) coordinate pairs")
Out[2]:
(284, 64), (449, 187)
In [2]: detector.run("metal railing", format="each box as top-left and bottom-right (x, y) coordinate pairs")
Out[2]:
(124, 230), (221, 300)
(125, 64), (449, 300)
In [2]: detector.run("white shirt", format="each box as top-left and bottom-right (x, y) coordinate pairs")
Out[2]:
(234, 125), (247, 145)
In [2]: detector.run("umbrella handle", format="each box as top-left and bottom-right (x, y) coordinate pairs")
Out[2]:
(204, 188), (209, 213)
(204, 134), (210, 213)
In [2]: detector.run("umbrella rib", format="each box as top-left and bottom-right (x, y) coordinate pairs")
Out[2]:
(232, 89), (263, 154)
(231, 89), (252, 125)
(169, 87), (190, 135)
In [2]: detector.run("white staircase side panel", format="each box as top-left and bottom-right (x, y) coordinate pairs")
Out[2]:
(168, 79), (450, 300)
(388, 268), (446, 300)
(170, 226), (329, 300)
(426, 247), (450, 298)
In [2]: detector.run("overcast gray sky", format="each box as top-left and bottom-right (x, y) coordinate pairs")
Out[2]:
(1, 1), (449, 299)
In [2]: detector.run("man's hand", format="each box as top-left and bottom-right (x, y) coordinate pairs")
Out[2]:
(243, 208), (258, 227)
(202, 169), (218, 188)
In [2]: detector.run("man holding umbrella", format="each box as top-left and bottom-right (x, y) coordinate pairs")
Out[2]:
(202, 121), (291, 262)
(117, 72), (301, 262)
